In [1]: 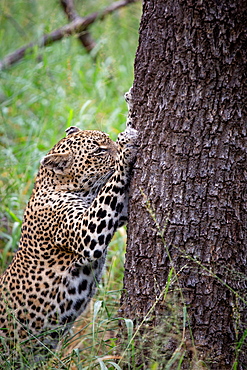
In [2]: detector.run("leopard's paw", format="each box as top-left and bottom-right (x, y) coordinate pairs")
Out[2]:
(125, 87), (134, 128)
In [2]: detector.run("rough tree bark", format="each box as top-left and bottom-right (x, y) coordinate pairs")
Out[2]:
(120, 0), (247, 369)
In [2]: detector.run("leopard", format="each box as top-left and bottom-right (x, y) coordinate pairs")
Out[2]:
(0, 88), (137, 363)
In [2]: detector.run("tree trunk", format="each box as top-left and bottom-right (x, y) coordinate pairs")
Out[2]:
(120, 0), (247, 368)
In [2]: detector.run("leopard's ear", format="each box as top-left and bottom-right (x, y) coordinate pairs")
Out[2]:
(65, 126), (81, 136)
(40, 152), (73, 174)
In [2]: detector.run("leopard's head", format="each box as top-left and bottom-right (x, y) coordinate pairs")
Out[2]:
(39, 126), (117, 192)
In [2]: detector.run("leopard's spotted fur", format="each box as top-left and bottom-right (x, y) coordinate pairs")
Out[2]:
(0, 89), (137, 361)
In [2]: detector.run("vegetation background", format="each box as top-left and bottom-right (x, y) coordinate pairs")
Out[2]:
(0, 0), (141, 368)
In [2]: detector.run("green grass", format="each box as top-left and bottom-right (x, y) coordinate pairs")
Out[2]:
(0, 0), (141, 368)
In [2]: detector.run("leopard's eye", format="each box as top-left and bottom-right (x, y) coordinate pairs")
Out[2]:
(93, 147), (108, 156)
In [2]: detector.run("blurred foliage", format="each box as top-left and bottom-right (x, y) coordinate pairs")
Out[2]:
(0, 1), (141, 367)
(0, 0), (141, 266)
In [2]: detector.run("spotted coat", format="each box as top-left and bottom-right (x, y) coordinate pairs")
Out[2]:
(0, 89), (137, 359)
